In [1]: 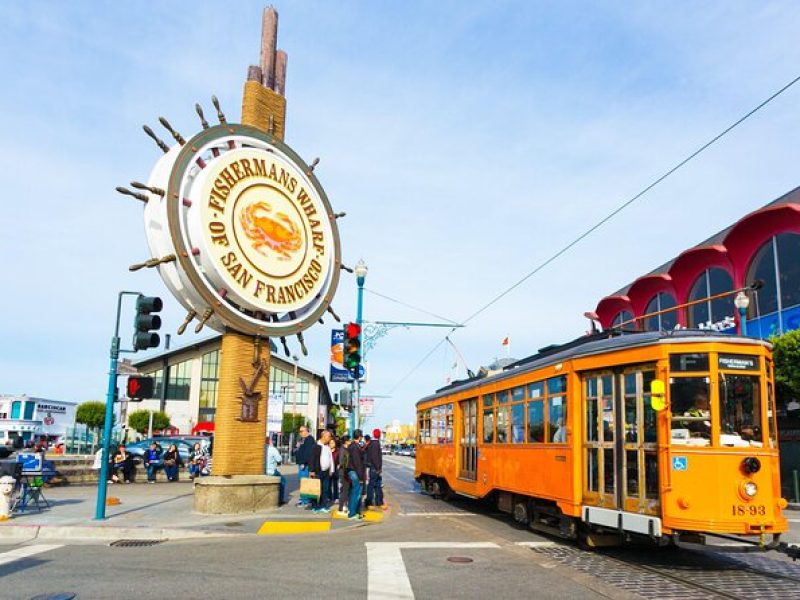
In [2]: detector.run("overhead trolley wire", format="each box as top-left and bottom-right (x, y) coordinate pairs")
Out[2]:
(364, 288), (461, 325)
(383, 73), (800, 395)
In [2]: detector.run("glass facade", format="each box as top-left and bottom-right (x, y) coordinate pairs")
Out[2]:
(611, 311), (634, 327)
(746, 233), (800, 335)
(270, 365), (309, 407)
(688, 268), (734, 328)
(198, 350), (219, 422)
(643, 292), (677, 331)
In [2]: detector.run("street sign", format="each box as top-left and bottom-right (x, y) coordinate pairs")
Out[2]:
(359, 397), (374, 417)
(330, 329), (366, 382)
(267, 394), (284, 434)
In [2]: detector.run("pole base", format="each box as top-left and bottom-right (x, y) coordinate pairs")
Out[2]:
(193, 475), (280, 514)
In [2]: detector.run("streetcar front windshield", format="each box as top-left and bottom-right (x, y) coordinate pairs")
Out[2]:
(719, 374), (762, 447)
(670, 377), (711, 446)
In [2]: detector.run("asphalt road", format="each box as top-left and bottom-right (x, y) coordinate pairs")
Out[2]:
(0, 456), (798, 600)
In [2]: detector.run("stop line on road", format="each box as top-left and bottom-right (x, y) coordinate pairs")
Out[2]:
(0, 544), (63, 567)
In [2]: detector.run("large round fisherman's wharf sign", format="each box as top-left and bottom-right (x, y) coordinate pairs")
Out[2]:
(142, 124), (341, 337)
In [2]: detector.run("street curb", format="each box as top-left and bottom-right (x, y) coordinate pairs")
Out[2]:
(0, 524), (251, 542)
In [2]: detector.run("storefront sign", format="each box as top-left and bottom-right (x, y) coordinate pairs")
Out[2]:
(36, 403), (66, 414)
(141, 124), (341, 337)
(718, 354), (759, 371)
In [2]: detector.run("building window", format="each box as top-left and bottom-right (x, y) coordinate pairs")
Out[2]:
(688, 268), (734, 328)
(611, 311), (634, 328)
(747, 239), (779, 317)
(166, 360), (192, 400)
(643, 292), (677, 331)
(11, 402), (20, 419)
(199, 350), (219, 422)
(151, 368), (164, 399)
(270, 365), (309, 406)
(23, 402), (34, 420)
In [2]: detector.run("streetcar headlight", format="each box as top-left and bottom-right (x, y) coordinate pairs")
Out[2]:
(742, 481), (758, 498)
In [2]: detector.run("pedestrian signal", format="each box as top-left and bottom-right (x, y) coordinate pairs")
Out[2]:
(343, 322), (362, 376)
(126, 376), (154, 400)
(133, 295), (163, 350)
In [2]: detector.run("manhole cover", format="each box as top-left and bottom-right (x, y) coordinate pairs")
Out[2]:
(447, 556), (474, 564)
(29, 594), (76, 600)
(110, 539), (163, 547)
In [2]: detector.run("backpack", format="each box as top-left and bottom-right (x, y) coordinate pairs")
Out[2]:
(339, 447), (350, 472)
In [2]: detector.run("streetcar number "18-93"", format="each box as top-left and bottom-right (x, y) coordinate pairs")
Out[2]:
(732, 505), (766, 516)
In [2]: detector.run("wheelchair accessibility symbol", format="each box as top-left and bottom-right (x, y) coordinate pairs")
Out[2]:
(672, 456), (688, 471)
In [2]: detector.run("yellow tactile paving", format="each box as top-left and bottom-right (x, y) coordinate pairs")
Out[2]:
(257, 521), (332, 535)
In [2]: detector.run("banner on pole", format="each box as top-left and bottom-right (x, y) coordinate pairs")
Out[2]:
(359, 397), (374, 417)
(330, 329), (365, 382)
(267, 394), (284, 434)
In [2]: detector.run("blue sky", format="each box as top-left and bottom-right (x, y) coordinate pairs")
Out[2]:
(2, 1), (800, 429)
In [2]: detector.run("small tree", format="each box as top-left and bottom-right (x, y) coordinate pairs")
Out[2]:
(75, 401), (108, 431)
(772, 330), (800, 410)
(282, 413), (309, 435)
(128, 409), (171, 435)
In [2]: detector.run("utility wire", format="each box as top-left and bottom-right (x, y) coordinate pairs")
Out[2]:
(364, 288), (460, 325)
(460, 73), (800, 326)
(382, 74), (800, 396)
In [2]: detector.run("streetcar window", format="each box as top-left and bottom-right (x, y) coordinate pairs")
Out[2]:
(511, 403), (525, 443)
(527, 400), (545, 443)
(603, 449), (615, 495)
(623, 372), (637, 444)
(496, 390), (510, 404)
(445, 403), (454, 443)
(511, 386), (525, 402)
(719, 374), (762, 446)
(585, 398), (598, 442)
(643, 371), (657, 444)
(626, 450), (639, 498)
(586, 448), (599, 492)
(482, 409), (494, 444)
(527, 381), (544, 399)
(669, 377), (711, 446)
(496, 406), (510, 443)
(644, 451), (658, 499)
(548, 396), (567, 443)
(767, 380), (777, 449)
(669, 353), (709, 372)
(548, 376), (567, 395)
(483, 394), (494, 407)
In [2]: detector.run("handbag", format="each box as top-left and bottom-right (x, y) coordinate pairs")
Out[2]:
(299, 477), (321, 500)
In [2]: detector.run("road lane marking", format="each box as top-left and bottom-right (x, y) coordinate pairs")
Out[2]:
(0, 544), (63, 567)
(787, 519), (800, 523)
(366, 542), (499, 600)
(257, 521), (331, 535)
(398, 512), (477, 517)
(515, 541), (558, 548)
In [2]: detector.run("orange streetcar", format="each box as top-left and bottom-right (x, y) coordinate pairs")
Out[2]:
(415, 331), (789, 548)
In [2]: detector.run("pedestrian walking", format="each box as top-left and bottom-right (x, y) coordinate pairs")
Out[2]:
(328, 436), (339, 503)
(144, 442), (162, 483)
(163, 444), (183, 482)
(265, 436), (286, 504)
(337, 435), (352, 516)
(347, 429), (366, 519)
(365, 428), (386, 510)
(309, 430), (334, 513)
(293, 425), (315, 506)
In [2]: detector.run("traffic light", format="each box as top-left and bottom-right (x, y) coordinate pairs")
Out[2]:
(133, 295), (163, 350)
(343, 322), (362, 377)
(126, 376), (155, 401)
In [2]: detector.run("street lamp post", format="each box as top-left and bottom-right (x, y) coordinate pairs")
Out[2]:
(734, 291), (750, 336)
(351, 260), (368, 435)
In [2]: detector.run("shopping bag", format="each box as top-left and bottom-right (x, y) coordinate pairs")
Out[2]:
(299, 477), (321, 500)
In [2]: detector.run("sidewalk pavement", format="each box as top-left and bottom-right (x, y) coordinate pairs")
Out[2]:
(0, 466), (382, 542)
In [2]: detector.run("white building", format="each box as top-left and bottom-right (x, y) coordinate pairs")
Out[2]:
(130, 335), (333, 435)
(0, 395), (78, 446)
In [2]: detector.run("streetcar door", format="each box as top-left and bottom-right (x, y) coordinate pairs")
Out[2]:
(582, 372), (617, 509)
(459, 398), (478, 481)
(619, 367), (660, 515)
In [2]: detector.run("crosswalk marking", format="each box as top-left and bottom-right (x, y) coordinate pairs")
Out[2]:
(0, 544), (63, 567)
(366, 542), (500, 600)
